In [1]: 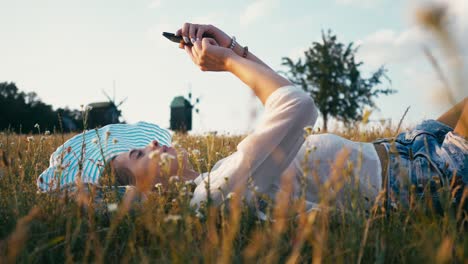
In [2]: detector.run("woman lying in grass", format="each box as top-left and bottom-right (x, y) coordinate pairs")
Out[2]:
(38, 23), (467, 213)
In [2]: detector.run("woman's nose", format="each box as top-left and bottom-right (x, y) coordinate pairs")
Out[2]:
(149, 140), (159, 149)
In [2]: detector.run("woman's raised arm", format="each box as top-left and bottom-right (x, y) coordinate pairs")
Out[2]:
(176, 23), (273, 71)
(183, 35), (291, 105)
(176, 23), (318, 206)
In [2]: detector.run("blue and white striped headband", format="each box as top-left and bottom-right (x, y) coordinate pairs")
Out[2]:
(37, 122), (172, 191)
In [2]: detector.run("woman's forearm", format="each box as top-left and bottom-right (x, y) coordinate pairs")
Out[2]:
(181, 29), (292, 104)
(225, 54), (291, 105)
(231, 43), (272, 70)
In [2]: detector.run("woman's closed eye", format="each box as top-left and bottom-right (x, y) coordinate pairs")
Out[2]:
(129, 149), (144, 160)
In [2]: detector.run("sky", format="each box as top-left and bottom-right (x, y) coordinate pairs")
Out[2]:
(1, 0), (466, 134)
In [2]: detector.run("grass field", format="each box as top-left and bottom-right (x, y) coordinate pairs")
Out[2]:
(0, 126), (466, 263)
(1, 3), (467, 263)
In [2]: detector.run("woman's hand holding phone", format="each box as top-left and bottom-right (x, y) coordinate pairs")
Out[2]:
(184, 38), (234, 72)
(168, 22), (291, 105)
(175, 23), (232, 49)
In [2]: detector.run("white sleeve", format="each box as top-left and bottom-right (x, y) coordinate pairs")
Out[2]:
(191, 85), (318, 206)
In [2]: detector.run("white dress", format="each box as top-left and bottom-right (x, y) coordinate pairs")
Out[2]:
(190, 85), (382, 212)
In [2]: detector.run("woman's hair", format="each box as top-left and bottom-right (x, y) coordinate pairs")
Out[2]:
(114, 166), (136, 186)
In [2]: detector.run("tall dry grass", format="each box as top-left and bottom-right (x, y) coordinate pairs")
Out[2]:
(0, 2), (467, 264)
(0, 120), (466, 263)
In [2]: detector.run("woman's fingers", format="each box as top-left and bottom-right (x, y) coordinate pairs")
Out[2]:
(192, 41), (201, 58)
(203, 37), (219, 47)
(179, 24), (231, 72)
(177, 23), (227, 47)
(196, 25), (207, 41)
(189, 24), (197, 43)
(175, 29), (184, 49)
(181, 23), (190, 44)
(184, 45), (197, 64)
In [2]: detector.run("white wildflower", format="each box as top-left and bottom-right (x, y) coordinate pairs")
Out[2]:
(256, 211), (269, 221)
(149, 149), (161, 160)
(226, 192), (235, 199)
(195, 211), (204, 219)
(125, 185), (136, 192)
(154, 183), (163, 189)
(27, 136), (34, 142)
(44, 130), (51, 135)
(107, 203), (118, 212)
(161, 152), (176, 163)
(192, 149), (200, 156)
(253, 186), (259, 192)
(34, 123), (40, 129)
(164, 214), (182, 222)
(185, 181), (195, 187)
(169, 175), (180, 183)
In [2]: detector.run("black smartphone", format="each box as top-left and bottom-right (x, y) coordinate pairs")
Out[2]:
(162, 32), (193, 46)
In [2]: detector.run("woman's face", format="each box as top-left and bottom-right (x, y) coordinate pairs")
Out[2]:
(111, 140), (190, 190)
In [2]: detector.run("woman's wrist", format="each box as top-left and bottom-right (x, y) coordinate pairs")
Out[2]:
(224, 50), (238, 72)
(232, 42), (245, 57)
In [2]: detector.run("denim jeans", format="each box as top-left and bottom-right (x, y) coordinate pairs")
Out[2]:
(374, 120), (467, 212)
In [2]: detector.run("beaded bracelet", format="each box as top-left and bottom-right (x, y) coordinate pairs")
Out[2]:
(242, 46), (249, 58)
(229, 36), (248, 58)
(229, 36), (237, 49)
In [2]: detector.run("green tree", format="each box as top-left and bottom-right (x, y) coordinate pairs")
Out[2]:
(0, 82), (82, 133)
(281, 30), (396, 131)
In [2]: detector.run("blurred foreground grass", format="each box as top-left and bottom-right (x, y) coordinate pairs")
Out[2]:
(0, 127), (466, 264)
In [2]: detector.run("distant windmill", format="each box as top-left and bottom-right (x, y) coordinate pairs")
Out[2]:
(86, 81), (127, 128)
(170, 87), (201, 133)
